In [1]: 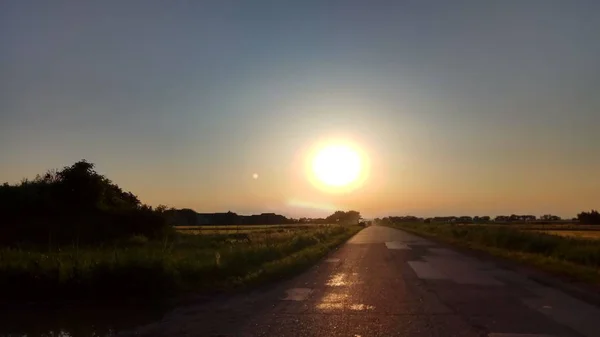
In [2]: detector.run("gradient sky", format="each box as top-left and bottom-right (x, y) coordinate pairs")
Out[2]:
(2, 1), (599, 218)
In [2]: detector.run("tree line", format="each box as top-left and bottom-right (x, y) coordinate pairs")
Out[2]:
(376, 212), (600, 225)
(167, 209), (363, 226)
(577, 210), (600, 224)
(166, 209), (294, 226)
(0, 160), (364, 246)
(0, 160), (171, 246)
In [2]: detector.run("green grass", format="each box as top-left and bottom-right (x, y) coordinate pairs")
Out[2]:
(0, 225), (362, 301)
(385, 222), (600, 284)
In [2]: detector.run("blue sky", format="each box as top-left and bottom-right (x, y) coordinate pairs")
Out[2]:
(2, 1), (599, 217)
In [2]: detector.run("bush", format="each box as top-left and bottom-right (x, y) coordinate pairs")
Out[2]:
(128, 235), (149, 246)
(0, 160), (172, 246)
(578, 210), (600, 224)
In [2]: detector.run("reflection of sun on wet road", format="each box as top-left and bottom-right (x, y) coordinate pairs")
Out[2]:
(127, 225), (600, 337)
(349, 304), (375, 311)
(316, 272), (373, 313)
(326, 272), (348, 287)
(316, 293), (347, 311)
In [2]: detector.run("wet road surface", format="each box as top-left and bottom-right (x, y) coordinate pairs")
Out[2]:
(125, 226), (600, 337)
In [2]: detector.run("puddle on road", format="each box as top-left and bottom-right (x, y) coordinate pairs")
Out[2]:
(0, 301), (169, 337)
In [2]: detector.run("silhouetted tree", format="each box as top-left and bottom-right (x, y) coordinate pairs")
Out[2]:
(431, 216), (457, 223)
(0, 160), (171, 245)
(458, 216), (473, 223)
(577, 210), (600, 224)
(326, 210), (362, 224)
(383, 215), (423, 223)
(540, 214), (561, 221)
(345, 210), (362, 224)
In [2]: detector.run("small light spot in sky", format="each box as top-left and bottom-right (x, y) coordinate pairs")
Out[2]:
(252, 173), (259, 179)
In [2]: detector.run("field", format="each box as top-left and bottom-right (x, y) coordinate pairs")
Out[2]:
(535, 230), (600, 240)
(385, 222), (600, 284)
(471, 223), (600, 240)
(0, 224), (362, 301)
(452, 223), (600, 240)
(175, 223), (334, 234)
(480, 223), (598, 230)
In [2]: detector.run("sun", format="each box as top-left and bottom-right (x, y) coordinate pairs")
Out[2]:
(311, 144), (362, 187)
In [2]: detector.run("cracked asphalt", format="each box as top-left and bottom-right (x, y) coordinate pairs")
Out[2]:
(125, 226), (600, 337)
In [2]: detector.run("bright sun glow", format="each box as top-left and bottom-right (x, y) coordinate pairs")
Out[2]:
(311, 144), (362, 187)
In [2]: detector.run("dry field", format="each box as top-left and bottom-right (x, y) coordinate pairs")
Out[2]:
(175, 223), (336, 234)
(536, 230), (600, 240)
(466, 223), (600, 240)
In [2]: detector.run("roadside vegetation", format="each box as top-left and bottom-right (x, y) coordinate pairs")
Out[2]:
(535, 230), (600, 240)
(0, 160), (362, 301)
(384, 221), (600, 283)
(0, 224), (360, 301)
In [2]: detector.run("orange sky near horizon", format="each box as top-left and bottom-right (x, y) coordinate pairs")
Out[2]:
(2, 1), (600, 219)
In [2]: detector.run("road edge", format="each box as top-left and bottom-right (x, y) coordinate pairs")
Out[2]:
(384, 224), (600, 308)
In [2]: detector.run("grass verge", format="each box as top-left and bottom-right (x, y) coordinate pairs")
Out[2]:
(385, 222), (600, 284)
(534, 230), (600, 240)
(0, 225), (362, 301)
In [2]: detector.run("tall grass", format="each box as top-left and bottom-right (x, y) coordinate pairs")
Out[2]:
(0, 225), (361, 301)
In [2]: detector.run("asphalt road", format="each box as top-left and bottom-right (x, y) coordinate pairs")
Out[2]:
(127, 225), (600, 337)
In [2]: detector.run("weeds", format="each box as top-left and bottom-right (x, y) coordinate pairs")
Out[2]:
(0, 225), (361, 301)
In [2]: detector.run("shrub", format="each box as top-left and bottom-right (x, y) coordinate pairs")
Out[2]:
(578, 210), (600, 224)
(0, 160), (172, 246)
(128, 235), (149, 246)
